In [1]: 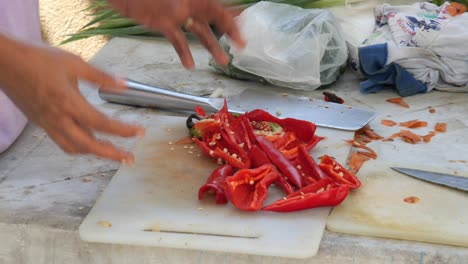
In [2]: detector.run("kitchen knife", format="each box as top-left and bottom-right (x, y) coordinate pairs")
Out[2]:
(391, 167), (468, 193)
(99, 79), (377, 131)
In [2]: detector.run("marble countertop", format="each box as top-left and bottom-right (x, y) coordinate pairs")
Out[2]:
(0, 37), (467, 264)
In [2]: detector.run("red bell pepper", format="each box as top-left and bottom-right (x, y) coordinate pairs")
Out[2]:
(198, 165), (234, 204)
(256, 136), (303, 188)
(319, 155), (361, 189)
(262, 178), (349, 212)
(224, 164), (280, 211)
(245, 109), (318, 143)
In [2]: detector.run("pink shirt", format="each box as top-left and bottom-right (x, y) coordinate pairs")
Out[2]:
(0, 0), (41, 153)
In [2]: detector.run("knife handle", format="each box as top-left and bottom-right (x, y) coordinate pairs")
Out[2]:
(98, 79), (220, 113)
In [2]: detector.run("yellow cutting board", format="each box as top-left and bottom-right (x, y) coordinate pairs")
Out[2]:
(327, 160), (468, 247)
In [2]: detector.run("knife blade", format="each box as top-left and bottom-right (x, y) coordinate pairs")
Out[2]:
(99, 79), (377, 131)
(391, 167), (468, 192)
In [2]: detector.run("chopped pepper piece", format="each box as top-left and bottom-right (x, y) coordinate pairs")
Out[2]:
(319, 155), (361, 189)
(198, 165), (234, 204)
(262, 178), (349, 212)
(256, 136), (304, 188)
(245, 109), (317, 143)
(224, 164), (280, 211)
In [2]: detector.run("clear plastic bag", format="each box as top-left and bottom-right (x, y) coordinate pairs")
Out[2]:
(213, 2), (348, 90)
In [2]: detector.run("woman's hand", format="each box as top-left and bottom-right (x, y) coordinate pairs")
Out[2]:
(0, 36), (144, 164)
(108, 0), (245, 69)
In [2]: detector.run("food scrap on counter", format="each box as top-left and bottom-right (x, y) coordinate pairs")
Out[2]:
(345, 125), (380, 174)
(399, 119), (428, 129)
(386, 97), (410, 108)
(323, 91), (345, 104)
(403, 196), (420, 204)
(381, 119), (397, 127)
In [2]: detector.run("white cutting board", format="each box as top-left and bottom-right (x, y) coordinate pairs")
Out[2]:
(327, 160), (468, 247)
(80, 114), (354, 258)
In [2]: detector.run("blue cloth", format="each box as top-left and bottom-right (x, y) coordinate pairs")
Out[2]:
(358, 43), (427, 97)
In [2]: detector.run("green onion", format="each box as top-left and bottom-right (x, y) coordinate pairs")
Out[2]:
(61, 0), (361, 44)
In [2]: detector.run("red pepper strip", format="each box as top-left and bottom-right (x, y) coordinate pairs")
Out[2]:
(248, 145), (271, 168)
(198, 165), (234, 204)
(256, 136), (303, 188)
(224, 164), (280, 211)
(319, 155), (361, 189)
(218, 130), (251, 168)
(272, 131), (297, 150)
(248, 144), (295, 195)
(275, 174), (295, 195)
(304, 135), (325, 152)
(245, 109), (317, 143)
(262, 178), (349, 212)
(241, 116), (257, 149)
(295, 145), (328, 181)
(192, 119), (222, 138)
(195, 105), (207, 117)
(194, 138), (248, 169)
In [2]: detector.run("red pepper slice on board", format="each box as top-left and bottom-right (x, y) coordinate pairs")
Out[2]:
(275, 174), (295, 195)
(224, 164), (280, 211)
(319, 155), (361, 189)
(198, 165), (234, 204)
(194, 138), (248, 169)
(256, 136), (304, 188)
(248, 144), (295, 195)
(245, 109), (317, 143)
(262, 178), (349, 212)
(248, 145), (271, 168)
(294, 145), (328, 181)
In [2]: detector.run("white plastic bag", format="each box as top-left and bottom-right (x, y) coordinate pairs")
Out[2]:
(216, 2), (348, 90)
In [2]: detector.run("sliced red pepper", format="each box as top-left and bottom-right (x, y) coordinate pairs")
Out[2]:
(194, 138), (248, 169)
(256, 136), (303, 188)
(245, 109), (317, 143)
(248, 145), (271, 168)
(191, 119), (222, 139)
(274, 174), (295, 195)
(198, 165), (234, 204)
(262, 178), (349, 212)
(319, 155), (361, 189)
(224, 164), (280, 211)
(295, 145), (328, 181)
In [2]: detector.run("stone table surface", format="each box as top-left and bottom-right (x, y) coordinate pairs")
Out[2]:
(0, 37), (467, 264)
